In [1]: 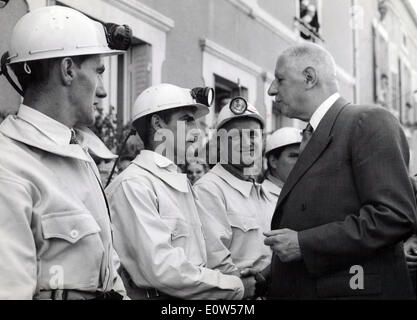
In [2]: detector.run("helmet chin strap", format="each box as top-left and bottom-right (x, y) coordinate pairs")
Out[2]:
(105, 128), (137, 188)
(0, 52), (24, 96)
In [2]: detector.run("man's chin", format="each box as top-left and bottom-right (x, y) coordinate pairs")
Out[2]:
(81, 117), (96, 128)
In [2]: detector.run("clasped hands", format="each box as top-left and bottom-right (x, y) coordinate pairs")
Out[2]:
(240, 228), (302, 298)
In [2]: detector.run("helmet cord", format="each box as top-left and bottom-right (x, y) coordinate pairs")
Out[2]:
(105, 128), (136, 188)
(0, 52), (24, 96)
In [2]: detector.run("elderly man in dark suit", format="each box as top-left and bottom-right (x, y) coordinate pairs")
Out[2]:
(265, 43), (416, 299)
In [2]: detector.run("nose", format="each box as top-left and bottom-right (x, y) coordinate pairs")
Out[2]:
(241, 132), (251, 147)
(96, 77), (107, 99)
(268, 80), (278, 96)
(187, 119), (198, 132)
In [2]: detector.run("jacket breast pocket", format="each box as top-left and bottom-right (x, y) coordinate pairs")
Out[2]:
(161, 217), (189, 247)
(42, 212), (101, 243)
(39, 211), (104, 290)
(228, 214), (260, 233)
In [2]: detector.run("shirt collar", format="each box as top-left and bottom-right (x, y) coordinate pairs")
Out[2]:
(132, 150), (189, 193)
(211, 163), (261, 198)
(309, 93), (340, 131)
(0, 104), (116, 162)
(262, 178), (282, 197)
(18, 104), (72, 145)
(266, 171), (284, 189)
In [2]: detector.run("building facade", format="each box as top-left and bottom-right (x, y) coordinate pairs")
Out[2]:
(0, 0), (28, 122)
(0, 0), (416, 173)
(355, 0), (417, 174)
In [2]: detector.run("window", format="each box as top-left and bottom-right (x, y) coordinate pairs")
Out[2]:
(200, 39), (259, 129)
(296, 0), (321, 42)
(390, 71), (400, 116)
(55, 0), (172, 131)
(372, 24), (390, 110)
(117, 40), (152, 133)
(399, 58), (414, 125)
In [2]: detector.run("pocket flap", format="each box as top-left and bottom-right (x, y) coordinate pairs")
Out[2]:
(162, 217), (189, 240)
(41, 211), (101, 244)
(228, 214), (260, 232)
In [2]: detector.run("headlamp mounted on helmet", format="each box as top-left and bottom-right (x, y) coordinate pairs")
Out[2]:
(104, 23), (132, 51)
(191, 87), (214, 107)
(230, 97), (250, 115)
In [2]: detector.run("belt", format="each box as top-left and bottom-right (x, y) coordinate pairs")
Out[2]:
(120, 267), (176, 300)
(35, 289), (124, 300)
(129, 287), (171, 300)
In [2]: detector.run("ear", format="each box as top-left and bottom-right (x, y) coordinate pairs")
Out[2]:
(303, 66), (317, 89)
(60, 57), (77, 86)
(268, 155), (279, 169)
(150, 114), (165, 131)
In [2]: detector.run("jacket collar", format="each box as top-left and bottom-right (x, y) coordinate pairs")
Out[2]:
(0, 105), (116, 162)
(309, 93), (341, 130)
(276, 97), (350, 209)
(263, 172), (283, 197)
(132, 150), (189, 193)
(211, 163), (264, 198)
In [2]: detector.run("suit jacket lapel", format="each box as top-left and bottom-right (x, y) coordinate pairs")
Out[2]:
(276, 97), (351, 209)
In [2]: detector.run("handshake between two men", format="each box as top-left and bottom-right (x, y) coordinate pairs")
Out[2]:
(240, 228), (300, 299)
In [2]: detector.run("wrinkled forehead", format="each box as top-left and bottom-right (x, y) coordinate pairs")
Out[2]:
(93, 54), (105, 66)
(276, 54), (295, 75)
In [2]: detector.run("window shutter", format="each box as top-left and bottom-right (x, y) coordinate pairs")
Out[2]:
(128, 43), (152, 115)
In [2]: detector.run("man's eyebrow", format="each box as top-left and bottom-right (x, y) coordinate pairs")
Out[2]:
(180, 112), (194, 119)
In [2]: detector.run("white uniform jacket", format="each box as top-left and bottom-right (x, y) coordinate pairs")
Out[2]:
(262, 172), (283, 206)
(106, 151), (244, 300)
(0, 105), (126, 299)
(194, 164), (276, 274)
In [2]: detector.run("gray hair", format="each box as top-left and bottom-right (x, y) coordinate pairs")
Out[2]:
(280, 43), (338, 86)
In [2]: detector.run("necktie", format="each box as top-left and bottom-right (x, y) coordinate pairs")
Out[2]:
(299, 123), (314, 154)
(70, 129), (79, 145)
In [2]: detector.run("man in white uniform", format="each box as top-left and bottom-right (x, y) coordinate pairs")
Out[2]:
(0, 6), (128, 299)
(106, 84), (255, 299)
(262, 127), (302, 204)
(194, 100), (276, 277)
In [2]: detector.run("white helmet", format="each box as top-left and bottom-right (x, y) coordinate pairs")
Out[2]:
(216, 100), (265, 130)
(265, 127), (302, 156)
(7, 6), (124, 65)
(132, 83), (210, 123)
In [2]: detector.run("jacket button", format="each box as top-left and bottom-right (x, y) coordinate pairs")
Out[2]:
(70, 229), (79, 239)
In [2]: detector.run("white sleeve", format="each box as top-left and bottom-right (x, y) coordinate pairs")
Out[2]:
(108, 178), (243, 300)
(0, 178), (37, 299)
(194, 181), (239, 275)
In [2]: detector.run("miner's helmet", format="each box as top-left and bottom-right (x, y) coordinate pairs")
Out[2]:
(265, 127), (302, 156)
(131, 83), (214, 124)
(6, 5), (130, 65)
(216, 97), (265, 130)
